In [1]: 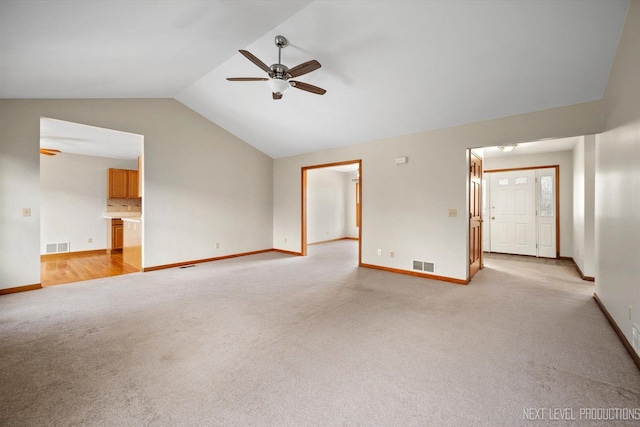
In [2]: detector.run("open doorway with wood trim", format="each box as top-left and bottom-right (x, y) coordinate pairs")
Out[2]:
(301, 160), (362, 265)
(39, 117), (144, 287)
(469, 136), (595, 284)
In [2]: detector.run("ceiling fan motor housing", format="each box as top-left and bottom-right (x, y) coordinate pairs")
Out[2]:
(270, 63), (290, 80)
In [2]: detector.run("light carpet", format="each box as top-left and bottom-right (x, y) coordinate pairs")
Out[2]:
(1, 240), (639, 426)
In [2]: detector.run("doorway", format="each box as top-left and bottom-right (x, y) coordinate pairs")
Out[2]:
(485, 166), (559, 258)
(301, 160), (362, 264)
(39, 117), (144, 286)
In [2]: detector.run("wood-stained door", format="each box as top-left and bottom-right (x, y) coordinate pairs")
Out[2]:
(469, 153), (483, 278)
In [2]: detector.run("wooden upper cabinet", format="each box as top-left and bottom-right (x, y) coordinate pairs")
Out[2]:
(108, 168), (128, 198)
(108, 168), (141, 198)
(128, 170), (139, 198)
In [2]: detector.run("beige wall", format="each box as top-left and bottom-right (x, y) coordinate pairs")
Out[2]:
(596, 0), (640, 353)
(572, 135), (596, 277)
(306, 168), (348, 244)
(274, 101), (604, 281)
(0, 99), (273, 289)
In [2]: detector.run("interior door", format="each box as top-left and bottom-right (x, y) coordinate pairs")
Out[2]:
(536, 168), (557, 258)
(469, 153), (483, 278)
(490, 170), (537, 256)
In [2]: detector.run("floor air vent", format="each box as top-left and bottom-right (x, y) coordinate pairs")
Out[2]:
(412, 260), (435, 273)
(45, 242), (70, 254)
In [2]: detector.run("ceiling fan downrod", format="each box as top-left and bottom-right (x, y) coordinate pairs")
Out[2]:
(271, 35), (289, 79)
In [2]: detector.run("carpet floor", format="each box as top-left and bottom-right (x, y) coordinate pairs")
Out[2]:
(1, 240), (639, 426)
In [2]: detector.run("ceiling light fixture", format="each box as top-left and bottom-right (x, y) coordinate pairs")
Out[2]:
(498, 144), (517, 153)
(267, 78), (290, 95)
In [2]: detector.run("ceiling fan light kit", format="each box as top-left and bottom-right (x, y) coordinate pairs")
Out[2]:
(227, 35), (326, 100)
(498, 144), (517, 153)
(268, 78), (290, 95)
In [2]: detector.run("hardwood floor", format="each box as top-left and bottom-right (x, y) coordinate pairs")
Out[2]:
(41, 251), (139, 287)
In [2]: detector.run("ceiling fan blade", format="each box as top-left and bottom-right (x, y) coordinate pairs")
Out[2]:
(290, 81), (326, 95)
(227, 77), (269, 81)
(288, 60), (321, 78)
(239, 50), (272, 75)
(272, 92), (283, 100)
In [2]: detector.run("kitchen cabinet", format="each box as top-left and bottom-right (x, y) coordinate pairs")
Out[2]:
(108, 168), (140, 198)
(128, 170), (139, 198)
(108, 219), (124, 253)
(108, 169), (128, 198)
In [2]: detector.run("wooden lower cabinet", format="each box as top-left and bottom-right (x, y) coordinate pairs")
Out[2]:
(108, 219), (123, 253)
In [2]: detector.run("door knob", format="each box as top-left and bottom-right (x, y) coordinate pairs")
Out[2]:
(491, 217), (496, 220)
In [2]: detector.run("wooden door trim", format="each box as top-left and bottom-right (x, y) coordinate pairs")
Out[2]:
(485, 164), (560, 258)
(301, 159), (362, 265)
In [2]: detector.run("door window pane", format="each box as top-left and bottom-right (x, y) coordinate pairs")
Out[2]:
(515, 177), (528, 185)
(498, 178), (509, 186)
(540, 176), (554, 217)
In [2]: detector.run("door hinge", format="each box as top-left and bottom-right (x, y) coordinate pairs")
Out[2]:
(536, 244), (538, 248)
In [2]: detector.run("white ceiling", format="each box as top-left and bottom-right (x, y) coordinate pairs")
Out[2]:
(41, 118), (143, 160)
(2, 1), (630, 159)
(0, 0), (311, 97)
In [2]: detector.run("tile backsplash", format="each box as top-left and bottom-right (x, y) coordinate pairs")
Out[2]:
(107, 198), (142, 212)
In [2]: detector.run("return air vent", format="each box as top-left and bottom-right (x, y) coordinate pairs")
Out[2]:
(412, 260), (435, 273)
(45, 242), (70, 254)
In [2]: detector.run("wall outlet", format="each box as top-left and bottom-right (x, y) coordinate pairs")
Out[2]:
(284, 237), (287, 243)
(22, 208), (31, 217)
(377, 249), (382, 256)
(88, 238), (92, 244)
(448, 209), (457, 217)
(390, 251), (395, 258)
(215, 242), (220, 249)
(127, 205), (132, 211)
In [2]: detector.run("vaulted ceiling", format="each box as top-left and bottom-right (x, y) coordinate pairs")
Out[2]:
(0, 0), (630, 158)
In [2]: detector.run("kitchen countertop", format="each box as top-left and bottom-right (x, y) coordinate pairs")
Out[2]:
(122, 217), (142, 223)
(103, 212), (141, 219)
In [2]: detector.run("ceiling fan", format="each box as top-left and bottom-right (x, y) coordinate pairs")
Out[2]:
(227, 35), (326, 100)
(40, 148), (61, 156)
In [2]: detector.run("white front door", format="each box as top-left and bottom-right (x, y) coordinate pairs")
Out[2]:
(489, 168), (557, 258)
(490, 170), (537, 256)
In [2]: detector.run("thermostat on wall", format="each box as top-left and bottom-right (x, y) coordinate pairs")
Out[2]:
(395, 157), (408, 164)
